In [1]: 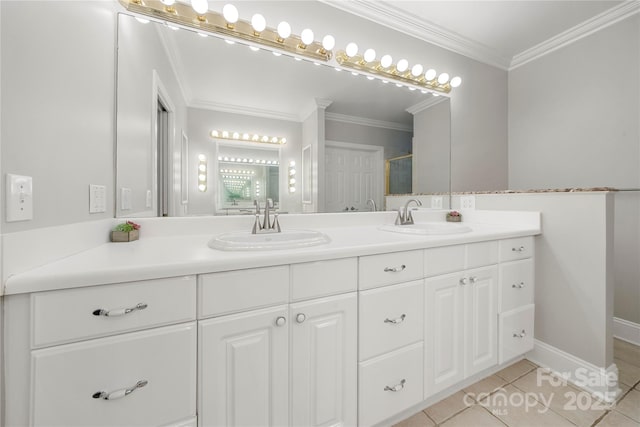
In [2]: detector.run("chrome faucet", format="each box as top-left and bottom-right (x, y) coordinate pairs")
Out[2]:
(366, 199), (377, 212)
(252, 198), (281, 234)
(395, 199), (422, 225)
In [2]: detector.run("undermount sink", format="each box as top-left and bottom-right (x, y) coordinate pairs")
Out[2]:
(209, 229), (331, 251)
(379, 222), (473, 235)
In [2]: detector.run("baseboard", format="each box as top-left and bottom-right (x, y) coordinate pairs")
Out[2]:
(613, 317), (640, 346)
(527, 339), (621, 402)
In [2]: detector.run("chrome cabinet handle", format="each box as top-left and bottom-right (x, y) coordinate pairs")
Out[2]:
(513, 329), (526, 338)
(384, 379), (406, 392)
(512, 282), (526, 289)
(384, 265), (406, 273)
(512, 246), (525, 252)
(92, 380), (148, 400)
(92, 303), (148, 317)
(469, 276), (478, 284)
(459, 277), (468, 285)
(384, 314), (406, 324)
(296, 313), (306, 324)
(275, 316), (287, 327)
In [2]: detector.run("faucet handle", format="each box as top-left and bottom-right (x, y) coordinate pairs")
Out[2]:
(272, 213), (281, 232)
(266, 198), (273, 208)
(253, 200), (261, 215)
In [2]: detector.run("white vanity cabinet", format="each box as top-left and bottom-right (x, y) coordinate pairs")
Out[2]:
(197, 259), (358, 427)
(424, 242), (499, 397)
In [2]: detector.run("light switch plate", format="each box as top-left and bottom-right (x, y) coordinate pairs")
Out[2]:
(460, 195), (476, 210)
(146, 190), (152, 208)
(121, 187), (132, 210)
(89, 184), (106, 213)
(431, 196), (443, 209)
(6, 174), (33, 222)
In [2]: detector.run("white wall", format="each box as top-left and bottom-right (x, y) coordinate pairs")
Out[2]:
(413, 100), (451, 194)
(508, 15), (640, 328)
(1, 1), (117, 233)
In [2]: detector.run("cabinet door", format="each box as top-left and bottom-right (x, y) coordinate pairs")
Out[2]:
(290, 293), (357, 427)
(424, 272), (464, 397)
(199, 306), (289, 427)
(465, 266), (498, 377)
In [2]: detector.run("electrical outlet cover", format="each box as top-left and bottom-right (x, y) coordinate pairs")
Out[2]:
(460, 195), (476, 210)
(6, 174), (33, 222)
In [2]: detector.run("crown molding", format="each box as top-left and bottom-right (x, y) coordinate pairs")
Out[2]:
(510, 1), (640, 70)
(325, 112), (412, 132)
(189, 99), (301, 122)
(406, 96), (448, 115)
(319, 0), (511, 70)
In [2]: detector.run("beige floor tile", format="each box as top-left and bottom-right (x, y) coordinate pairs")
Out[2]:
(616, 357), (640, 387)
(615, 388), (640, 422)
(614, 339), (640, 368)
(596, 410), (640, 427)
(512, 370), (607, 427)
(441, 405), (507, 427)
(495, 359), (538, 383)
(481, 384), (575, 427)
(424, 391), (472, 424)
(393, 411), (436, 427)
(463, 375), (508, 403)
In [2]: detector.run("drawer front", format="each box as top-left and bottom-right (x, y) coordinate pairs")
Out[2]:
(359, 280), (424, 360)
(500, 259), (534, 312)
(291, 258), (357, 301)
(359, 250), (423, 290)
(199, 266), (289, 318)
(499, 304), (535, 363)
(31, 323), (197, 427)
(359, 343), (424, 427)
(500, 237), (534, 262)
(424, 245), (465, 277)
(32, 276), (196, 348)
(467, 241), (499, 269)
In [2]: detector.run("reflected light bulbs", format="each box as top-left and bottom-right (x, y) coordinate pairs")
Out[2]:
(411, 64), (423, 77)
(396, 59), (408, 73)
(322, 35), (335, 51)
(424, 69), (437, 81)
(345, 42), (358, 58)
(191, 0), (208, 15)
(300, 29), (314, 46)
(437, 73), (450, 84)
(363, 48), (376, 63)
(380, 54), (393, 68)
(450, 76), (462, 88)
(251, 14), (266, 33)
(222, 4), (238, 24)
(277, 21), (291, 40)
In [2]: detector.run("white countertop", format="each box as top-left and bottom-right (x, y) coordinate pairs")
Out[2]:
(4, 210), (540, 295)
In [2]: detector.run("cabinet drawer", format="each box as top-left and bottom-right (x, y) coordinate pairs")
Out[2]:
(500, 237), (534, 262)
(359, 250), (423, 290)
(500, 259), (534, 312)
(291, 258), (357, 301)
(32, 276), (196, 348)
(499, 304), (535, 363)
(198, 266), (289, 318)
(31, 323), (197, 427)
(424, 245), (464, 277)
(359, 343), (424, 427)
(359, 280), (423, 360)
(467, 241), (499, 268)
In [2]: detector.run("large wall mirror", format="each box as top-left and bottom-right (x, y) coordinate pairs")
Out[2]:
(115, 7), (451, 217)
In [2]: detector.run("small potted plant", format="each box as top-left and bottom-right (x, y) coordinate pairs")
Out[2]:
(446, 211), (462, 222)
(111, 220), (140, 242)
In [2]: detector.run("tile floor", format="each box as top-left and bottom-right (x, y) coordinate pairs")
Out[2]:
(394, 339), (640, 427)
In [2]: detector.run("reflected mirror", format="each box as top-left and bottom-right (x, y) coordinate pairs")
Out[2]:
(116, 9), (451, 217)
(386, 155), (413, 195)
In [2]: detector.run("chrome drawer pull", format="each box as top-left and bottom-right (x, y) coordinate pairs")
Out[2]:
(384, 379), (406, 392)
(384, 265), (406, 273)
(469, 276), (478, 284)
(93, 303), (148, 317)
(512, 282), (526, 289)
(459, 277), (468, 285)
(512, 246), (525, 252)
(513, 329), (526, 339)
(384, 314), (406, 324)
(92, 379), (148, 400)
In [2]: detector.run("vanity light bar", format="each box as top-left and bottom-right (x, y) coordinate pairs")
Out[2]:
(218, 156), (278, 166)
(211, 130), (287, 145)
(198, 154), (207, 192)
(118, 0), (331, 62)
(288, 160), (296, 193)
(219, 169), (255, 175)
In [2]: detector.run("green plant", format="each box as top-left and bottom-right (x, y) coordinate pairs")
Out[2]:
(113, 221), (140, 232)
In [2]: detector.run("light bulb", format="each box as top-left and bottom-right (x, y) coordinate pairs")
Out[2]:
(251, 13), (266, 33)
(280, 138), (287, 144)
(199, 174), (206, 181)
(345, 42), (358, 57)
(289, 169), (296, 176)
(289, 178), (296, 184)
(161, 0), (175, 5)
(198, 154), (206, 161)
(450, 76), (462, 88)
(301, 29), (314, 46)
(222, 4), (238, 23)
(198, 184), (207, 191)
(277, 21), (291, 40)
(322, 35), (335, 51)
(262, 136), (269, 142)
(290, 187), (296, 193)
(232, 132), (239, 139)
(380, 54), (393, 68)
(411, 64), (423, 77)
(242, 133), (250, 140)
(396, 59), (408, 73)
(211, 130), (219, 137)
(425, 69), (437, 81)
(363, 48), (376, 63)
(199, 164), (206, 172)
(289, 161), (296, 167)
(191, 0), (208, 15)
(222, 131), (229, 138)
(437, 73), (450, 84)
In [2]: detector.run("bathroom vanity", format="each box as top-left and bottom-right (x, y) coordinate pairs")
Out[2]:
(2, 210), (539, 427)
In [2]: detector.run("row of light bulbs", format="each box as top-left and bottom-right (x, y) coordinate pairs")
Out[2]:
(124, 0), (461, 94)
(211, 130), (287, 145)
(198, 154), (207, 192)
(219, 169), (255, 175)
(218, 156), (279, 165)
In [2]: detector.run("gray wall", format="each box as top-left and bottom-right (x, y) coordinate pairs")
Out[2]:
(508, 15), (640, 326)
(325, 120), (412, 160)
(413, 100), (451, 194)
